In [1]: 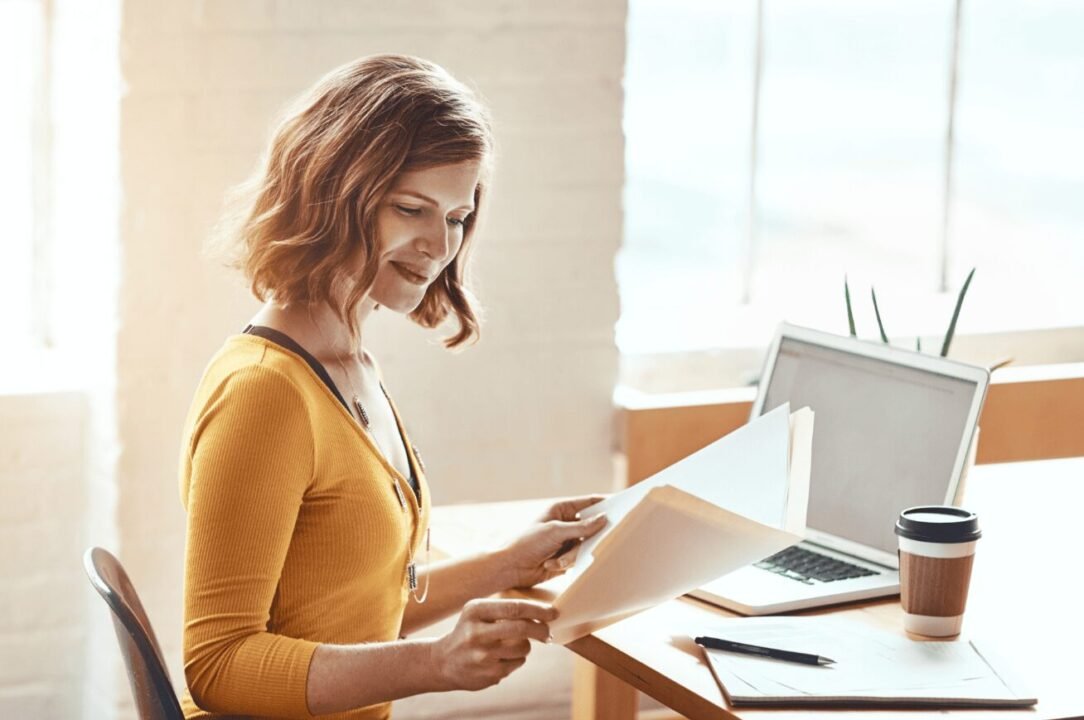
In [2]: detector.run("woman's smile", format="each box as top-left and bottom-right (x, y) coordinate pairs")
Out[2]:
(390, 261), (429, 285)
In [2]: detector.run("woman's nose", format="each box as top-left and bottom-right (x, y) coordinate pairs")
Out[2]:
(418, 217), (452, 260)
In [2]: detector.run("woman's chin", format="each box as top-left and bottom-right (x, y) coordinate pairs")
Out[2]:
(372, 293), (425, 316)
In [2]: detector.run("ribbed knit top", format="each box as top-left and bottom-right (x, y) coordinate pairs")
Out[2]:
(179, 334), (431, 720)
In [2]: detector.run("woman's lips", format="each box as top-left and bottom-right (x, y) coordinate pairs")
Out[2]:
(391, 261), (429, 285)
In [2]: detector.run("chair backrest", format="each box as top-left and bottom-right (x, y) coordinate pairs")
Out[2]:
(83, 547), (184, 720)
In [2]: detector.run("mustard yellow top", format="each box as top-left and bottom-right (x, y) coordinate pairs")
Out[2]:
(179, 334), (431, 720)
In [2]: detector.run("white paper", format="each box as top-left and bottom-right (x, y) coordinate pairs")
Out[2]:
(550, 485), (801, 644)
(539, 404), (815, 643)
(785, 407), (814, 534)
(701, 617), (1034, 705)
(568, 403), (799, 579)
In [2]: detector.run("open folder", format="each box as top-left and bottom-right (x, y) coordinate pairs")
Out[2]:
(700, 617), (1037, 708)
(542, 403), (814, 644)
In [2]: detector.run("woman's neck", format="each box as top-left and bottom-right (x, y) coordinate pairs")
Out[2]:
(252, 299), (377, 365)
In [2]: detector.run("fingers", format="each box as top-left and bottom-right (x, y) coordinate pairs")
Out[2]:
(564, 494), (608, 514)
(543, 494), (609, 521)
(543, 549), (578, 572)
(442, 600), (557, 691)
(540, 514), (608, 571)
(551, 512), (608, 536)
(457, 649), (527, 690)
(470, 636), (533, 662)
(497, 656), (528, 674)
(475, 617), (551, 644)
(489, 638), (533, 660)
(463, 601), (555, 646)
(549, 513), (608, 546)
(465, 598), (558, 624)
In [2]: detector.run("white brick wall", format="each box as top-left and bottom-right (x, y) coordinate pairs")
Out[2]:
(0, 393), (87, 718)
(108, 1), (626, 719)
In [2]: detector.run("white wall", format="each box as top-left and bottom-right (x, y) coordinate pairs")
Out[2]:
(0, 0), (122, 716)
(110, 1), (625, 718)
(0, 393), (86, 717)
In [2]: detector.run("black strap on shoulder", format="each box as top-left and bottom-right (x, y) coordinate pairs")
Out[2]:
(242, 324), (421, 497)
(243, 324), (350, 412)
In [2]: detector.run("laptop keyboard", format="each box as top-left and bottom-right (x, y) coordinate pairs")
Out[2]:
(755, 546), (880, 585)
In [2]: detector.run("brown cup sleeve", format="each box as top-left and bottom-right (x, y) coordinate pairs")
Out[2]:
(899, 552), (975, 616)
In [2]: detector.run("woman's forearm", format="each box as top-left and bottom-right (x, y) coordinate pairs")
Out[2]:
(306, 638), (452, 715)
(400, 505), (607, 636)
(309, 591), (557, 714)
(399, 550), (513, 635)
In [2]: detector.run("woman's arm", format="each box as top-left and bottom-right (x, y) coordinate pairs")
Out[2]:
(400, 497), (608, 635)
(307, 598), (555, 714)
(399, 551), (515, 635)
(183, 367), (321, 716)
(183, 366), (567, 716)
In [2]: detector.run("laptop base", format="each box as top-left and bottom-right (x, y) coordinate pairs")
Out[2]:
(690, 544), (900, 616)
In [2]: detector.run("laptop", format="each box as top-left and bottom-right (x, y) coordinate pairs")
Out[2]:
(690, 323), (990, 615)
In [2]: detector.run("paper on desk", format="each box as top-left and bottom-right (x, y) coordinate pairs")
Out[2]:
(568, 403), (811, 578)
(543, 404), (813, 643)
(550, 485), (801, 644)
(701, 617), (1036, 706)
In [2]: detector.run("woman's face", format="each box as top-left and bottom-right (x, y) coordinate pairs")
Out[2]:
(367, 161), (481, 314)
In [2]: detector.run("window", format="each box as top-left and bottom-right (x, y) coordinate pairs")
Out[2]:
(0, 0), (47, 346)
(619, 0), (1084, 358)
(951, 1), (1084, 329)
(0, 0), (119, 368)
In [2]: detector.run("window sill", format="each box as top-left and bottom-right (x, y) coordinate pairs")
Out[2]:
(615, 361), (1084, 485)
(620, 324), (1084, 393)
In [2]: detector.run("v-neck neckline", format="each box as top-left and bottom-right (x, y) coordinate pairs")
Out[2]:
(239, 326), (422, 503)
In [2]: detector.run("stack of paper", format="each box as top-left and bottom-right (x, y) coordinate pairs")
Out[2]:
(545, 403), (814, 644)
(701, 617), (1036, 708)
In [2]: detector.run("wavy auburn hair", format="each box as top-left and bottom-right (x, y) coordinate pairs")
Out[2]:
(224, 54), (492, 348)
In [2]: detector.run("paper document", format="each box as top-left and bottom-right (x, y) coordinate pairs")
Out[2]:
(570, 403), (810, 578)
(701, 617), (1036, 707)
(785, 407), (814, 533)
(551, 485), (800, 643)
(545, 405), (813, 644)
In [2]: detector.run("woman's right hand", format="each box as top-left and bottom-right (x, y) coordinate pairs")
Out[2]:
(429, 598), (556, 691)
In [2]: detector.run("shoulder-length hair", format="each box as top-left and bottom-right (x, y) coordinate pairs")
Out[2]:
(225, 54), (493, 348)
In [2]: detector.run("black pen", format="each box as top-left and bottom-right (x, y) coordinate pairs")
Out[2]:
(695, 635), (835, 666)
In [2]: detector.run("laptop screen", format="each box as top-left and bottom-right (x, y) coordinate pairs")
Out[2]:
(760, 337), (979, 555)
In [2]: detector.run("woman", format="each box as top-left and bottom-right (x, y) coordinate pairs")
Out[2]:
(180, 54), (607, 719)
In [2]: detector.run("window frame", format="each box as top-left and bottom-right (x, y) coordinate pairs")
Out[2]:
(618, 0), (1084, 389)
(31, 0), (55, 348)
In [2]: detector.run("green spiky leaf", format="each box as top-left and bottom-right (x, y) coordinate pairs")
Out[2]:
(844, 276), (856, 337)
(940, 267), (975, 357)
(871, 287), (889, 344)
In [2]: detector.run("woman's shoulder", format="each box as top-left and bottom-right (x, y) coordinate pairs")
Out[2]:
(194, 334), (320, 409)
(180, 336), (318, 503)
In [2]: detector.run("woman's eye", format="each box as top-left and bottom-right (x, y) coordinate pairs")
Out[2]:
(447, 215), (470, 228)
(396, 205), (422, 216)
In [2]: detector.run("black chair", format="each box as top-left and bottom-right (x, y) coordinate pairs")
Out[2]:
(83, 547), (184, 720)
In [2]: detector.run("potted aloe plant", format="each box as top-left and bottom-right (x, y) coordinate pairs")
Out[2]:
(844, 268), (975, 357)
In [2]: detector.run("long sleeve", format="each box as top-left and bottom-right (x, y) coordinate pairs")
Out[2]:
(181, 364), (319, 717)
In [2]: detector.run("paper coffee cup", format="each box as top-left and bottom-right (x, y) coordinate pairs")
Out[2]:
(895, 506), (981, 637)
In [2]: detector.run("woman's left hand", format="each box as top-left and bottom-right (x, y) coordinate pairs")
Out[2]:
(497, 495), (609, 590)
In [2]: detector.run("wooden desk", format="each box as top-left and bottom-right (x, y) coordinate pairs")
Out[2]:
(432, 457), (1083, 720)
